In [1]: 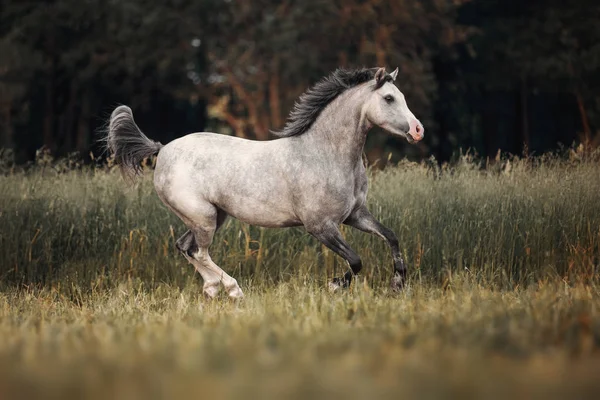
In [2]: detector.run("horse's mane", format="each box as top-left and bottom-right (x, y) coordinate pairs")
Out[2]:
(273, 68), (392, 138)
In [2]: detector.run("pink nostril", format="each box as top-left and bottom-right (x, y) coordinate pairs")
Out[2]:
(408, 119), (424, 142)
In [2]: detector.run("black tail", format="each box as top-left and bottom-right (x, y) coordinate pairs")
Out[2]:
(104, 105), (163, 183)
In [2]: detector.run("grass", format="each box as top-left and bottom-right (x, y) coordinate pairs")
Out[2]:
(0, 152), (599, 399)
(0, 281), (599, 399)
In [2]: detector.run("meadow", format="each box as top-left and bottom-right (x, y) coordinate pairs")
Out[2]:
(0, 150), (599, 399)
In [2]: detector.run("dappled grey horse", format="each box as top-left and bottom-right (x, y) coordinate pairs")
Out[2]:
(106, 67), (424, 298)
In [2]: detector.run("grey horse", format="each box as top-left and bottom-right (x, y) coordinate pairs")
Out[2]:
(106, 67), (424, 298)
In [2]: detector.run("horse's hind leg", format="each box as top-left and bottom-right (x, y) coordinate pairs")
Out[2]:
(175, 230), (219, 298)
(172, 205), (242, 299)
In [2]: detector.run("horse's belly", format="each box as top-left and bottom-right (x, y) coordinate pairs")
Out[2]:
(212, 191), (298, 228)
(212, 179), (301, 228)
(228, 207), (302, 228)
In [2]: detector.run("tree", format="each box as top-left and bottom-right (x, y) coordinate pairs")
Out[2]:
(0, 0), (214, 158)
(455, 0), (600, 154)
(193, 0), (469, 162)
(0, 40), (40, 149)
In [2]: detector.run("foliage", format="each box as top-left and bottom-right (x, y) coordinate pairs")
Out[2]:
(201, 0), (468, 152)
(451, 0), (600, 154)
(3, 0), (598, 163)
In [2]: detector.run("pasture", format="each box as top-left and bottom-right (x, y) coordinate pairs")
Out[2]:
(0, 152), (599, 399)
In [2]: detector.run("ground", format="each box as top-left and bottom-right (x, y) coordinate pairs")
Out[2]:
(0, 153), (599, 399)
(1, 281), (599, 399)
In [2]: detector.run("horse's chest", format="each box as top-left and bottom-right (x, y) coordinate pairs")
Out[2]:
(295, 162), (368, 223)
(327, 171), (368, 218)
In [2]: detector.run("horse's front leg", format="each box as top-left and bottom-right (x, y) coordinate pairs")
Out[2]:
(307, 221), (362, 291)
(344, 207), (406, 291)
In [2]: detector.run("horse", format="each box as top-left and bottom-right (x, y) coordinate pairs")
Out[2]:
(105, 67), (424, 299)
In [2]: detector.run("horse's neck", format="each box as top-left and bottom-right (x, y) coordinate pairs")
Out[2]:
(299, 88), (370, 167)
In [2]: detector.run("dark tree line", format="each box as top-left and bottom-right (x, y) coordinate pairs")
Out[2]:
(1, 0), (598, 164)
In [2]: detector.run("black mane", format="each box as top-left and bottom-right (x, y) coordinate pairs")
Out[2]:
(274, 68), (391, 138)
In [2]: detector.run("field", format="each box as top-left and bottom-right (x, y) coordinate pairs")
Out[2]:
(1, 153), (600, 399)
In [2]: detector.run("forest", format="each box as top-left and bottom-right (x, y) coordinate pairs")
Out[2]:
(1, 0), (599, 164)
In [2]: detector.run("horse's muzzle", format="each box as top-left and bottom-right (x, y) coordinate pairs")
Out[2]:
(408, 119), (424, 142)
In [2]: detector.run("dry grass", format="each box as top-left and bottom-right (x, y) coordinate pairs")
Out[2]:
(0, 153), (599, 399)
(0, 280), (599, 399)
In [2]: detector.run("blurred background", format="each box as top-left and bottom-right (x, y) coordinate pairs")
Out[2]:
(0, 0), (598, 164)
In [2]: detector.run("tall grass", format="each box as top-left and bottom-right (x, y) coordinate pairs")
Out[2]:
(1, 153), (598, 291)
(1, 152), (600, 398)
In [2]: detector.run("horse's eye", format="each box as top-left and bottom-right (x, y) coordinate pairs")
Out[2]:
(384, 95), (394, 103)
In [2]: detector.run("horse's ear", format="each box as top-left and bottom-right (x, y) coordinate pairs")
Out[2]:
(390, 67), (398, 81)
(374, 67), (387, 84)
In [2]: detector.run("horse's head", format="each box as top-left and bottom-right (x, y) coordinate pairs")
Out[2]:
(363, 67), (424, 144)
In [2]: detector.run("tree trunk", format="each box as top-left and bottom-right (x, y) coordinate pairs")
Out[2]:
(575, 90), (591, 146)
(481, 92), (496, 158)
(269, 59), (282, 130)
(250, 77), (269, 140)
(76, 94), (90, 154)
(43, 31), (57, 152)
(568, 61), (592, 148)
(43, 76), (55, 152)
(519, 77), (529, 155)
(2, 105), (13, 149)
(223, 69), (269, 140)
(64, 83), (78, 152)
(375, 26), (389, 67)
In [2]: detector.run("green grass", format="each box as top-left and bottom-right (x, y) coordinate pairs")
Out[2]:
(0, 154), (599, 399)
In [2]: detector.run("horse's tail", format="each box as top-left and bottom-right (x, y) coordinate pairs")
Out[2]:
(104, 105), (163, 183)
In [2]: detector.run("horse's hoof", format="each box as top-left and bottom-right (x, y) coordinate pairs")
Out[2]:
(328, 281), (342, 292)
(390, 273), (405, 292)
(227, 286), (244, 299)
(329, 277), (349, 292)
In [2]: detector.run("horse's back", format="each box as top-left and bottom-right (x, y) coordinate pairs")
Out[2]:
(164, 131), (261, 150)
(155, 131), (272, 191)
